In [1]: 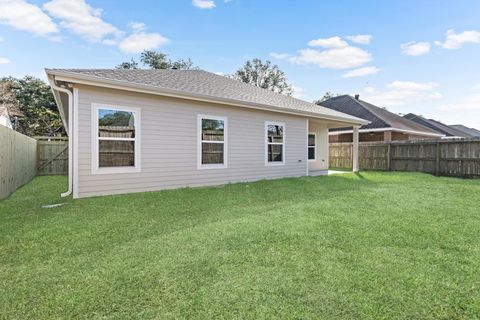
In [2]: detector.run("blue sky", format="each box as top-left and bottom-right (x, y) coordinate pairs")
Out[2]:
(1, 0), (480, 128)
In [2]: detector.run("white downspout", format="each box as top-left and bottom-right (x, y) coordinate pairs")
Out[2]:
(50, 80), (73, 197)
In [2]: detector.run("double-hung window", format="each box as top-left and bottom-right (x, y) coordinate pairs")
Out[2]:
(265, 121), (285, 165)
(198, 115), (227, 169)
(92, 104), (140, 174)
(308, 133), (316, 161)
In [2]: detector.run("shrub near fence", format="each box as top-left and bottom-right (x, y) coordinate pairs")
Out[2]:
(0, 125), (37, 199)
(330, 138), (480, 178)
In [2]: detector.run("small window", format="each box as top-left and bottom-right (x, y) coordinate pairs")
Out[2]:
(198, 115), (227, 169)
(308, 133), (316, 161)
(92, 104), (140, 174)
(266, 122), (285, 165)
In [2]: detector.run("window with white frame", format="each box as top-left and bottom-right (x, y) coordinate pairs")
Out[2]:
(308, 133), (316, 160)
(93, 105), (140, 172)
(266, 122), (285, 164)
(198, 115), (227, 168)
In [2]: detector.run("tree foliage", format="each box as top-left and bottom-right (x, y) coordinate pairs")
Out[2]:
(0, 76), (64, 136)
(314, 92), (340, 105)
(116, 50), (195, 70)
(99, 111), (132, 126)
(231, 59), (293, 96)
(116, 59), (139, 70)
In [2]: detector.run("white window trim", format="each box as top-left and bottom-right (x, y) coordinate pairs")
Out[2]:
(91, 103), (141, 175)
(265, 121), (285, 166)
(308, 132), (316, 161)
(197, 114), (228, 170)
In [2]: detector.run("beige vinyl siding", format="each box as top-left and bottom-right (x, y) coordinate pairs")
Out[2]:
(75, 85), (308, 198)
(308, 121), (329, 171)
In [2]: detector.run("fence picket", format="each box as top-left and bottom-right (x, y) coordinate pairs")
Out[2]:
(0, 126), (37, 199)
(330, 138), (480, 178)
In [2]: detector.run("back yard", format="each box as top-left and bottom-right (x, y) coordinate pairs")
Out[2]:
(1, 172), (479, 319)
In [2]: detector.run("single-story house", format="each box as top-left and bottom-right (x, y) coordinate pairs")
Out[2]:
(449, 124), (480, 137)
(320, 95), (444, 142)
(403, 113), (472, 138)
(0, 106), (13, 129)
(46, 69), (368, 198)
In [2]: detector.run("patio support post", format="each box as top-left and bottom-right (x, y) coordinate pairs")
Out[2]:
(352, 125), (360, 172)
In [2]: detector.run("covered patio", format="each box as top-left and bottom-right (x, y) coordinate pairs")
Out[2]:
(307, 118), (361, 175)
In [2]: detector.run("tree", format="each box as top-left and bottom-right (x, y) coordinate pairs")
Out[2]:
(116, 50), (195, 70)
(231, 59), (293, 96)
(314, 92), (340, 105)
(0, 76), (64, 136)
(116, 59), (139, 70)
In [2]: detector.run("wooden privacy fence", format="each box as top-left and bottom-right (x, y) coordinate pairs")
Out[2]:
(0, 125), (37, 199)
(330, 139), (480, 178)
(36, 136), (68, 175)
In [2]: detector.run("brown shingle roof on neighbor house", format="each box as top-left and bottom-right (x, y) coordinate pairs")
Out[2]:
(320, 95), (442, 135)
(45, 69), (367, 125)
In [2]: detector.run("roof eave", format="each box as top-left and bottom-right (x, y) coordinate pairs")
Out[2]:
(45, 69), (369, 126)
(329, 127), (445, 138)
(46, 73), (68, 131)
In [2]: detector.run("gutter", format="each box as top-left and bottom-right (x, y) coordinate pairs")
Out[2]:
(328, 127), (445, 138)
(48, 77), (73, 197)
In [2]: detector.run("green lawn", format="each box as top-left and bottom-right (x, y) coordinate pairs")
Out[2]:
(1, 173), (479, 319)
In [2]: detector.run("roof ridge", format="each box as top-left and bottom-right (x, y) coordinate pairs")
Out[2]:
(347, 95), (392, 128)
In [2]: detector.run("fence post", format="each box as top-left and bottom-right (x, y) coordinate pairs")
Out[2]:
(435, 141), (440, 176)
(387, 143), (392, 171)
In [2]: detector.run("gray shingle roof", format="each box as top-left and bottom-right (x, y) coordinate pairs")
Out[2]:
(321, 95), (441, 134)
(45, 69), (366, 124)
(403, 113), (470, 137)
(449, 124), (480, 137)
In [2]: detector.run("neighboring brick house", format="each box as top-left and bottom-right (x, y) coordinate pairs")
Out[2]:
(320, 95), (444, 143)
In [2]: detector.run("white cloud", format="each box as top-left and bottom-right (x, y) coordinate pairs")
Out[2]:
(0, 57), (11, 64)
(270, 52), (291, 59)
(342, 66), (379, 78)
(401, 41), (431, 56)
(128, 22), (145, 33)
(362, 81), (442, 107)
(291, 85), (305, 99)
(387, 81), (438, 91)
(192, 0), (216, 9)
(118, 23), (168, 53)
(438, 84), (480, 111)
(308, 36), (348, 48)
(289, 46), (372, 69)
(435, 29), (480, 49)
(43, 0), (122, 42)
(0, 36), (4, 42)
(277, 36), (373, 69)
(0, 0), (58, 36)
(346, 34), (372, 45)
(434, 84), (480, 129)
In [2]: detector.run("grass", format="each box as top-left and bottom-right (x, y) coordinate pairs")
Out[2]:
(1, 172), (479, 319)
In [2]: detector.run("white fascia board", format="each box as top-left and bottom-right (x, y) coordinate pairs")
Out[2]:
(47, 75), (68, 131)
(329, 127), (445, 138)
(46, 70), (369, 126)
